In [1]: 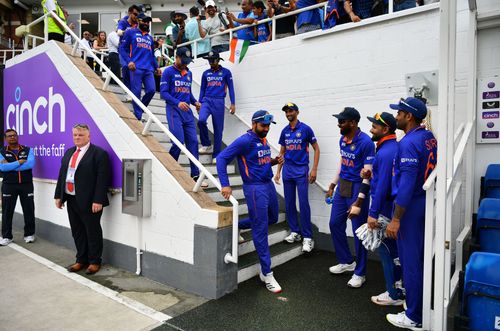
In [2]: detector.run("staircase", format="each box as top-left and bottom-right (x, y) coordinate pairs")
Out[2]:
(107, 84), (303, 283)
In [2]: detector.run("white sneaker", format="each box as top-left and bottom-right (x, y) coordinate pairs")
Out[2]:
(259, 271), (282, 293)
(302, 238), (314, 252)
(0, 238), (13, 246)
(371, 291), (404, 306)
(329, 262), (356, 274)
(284, 232), (302, 243)
(386, 311), (422, 330)
(212, 158), (217, 164)
(198, 146), (213, 153)
(24, 235), (36, 243)
(238, 231), (245, 243)
(347, 274), (366, 288)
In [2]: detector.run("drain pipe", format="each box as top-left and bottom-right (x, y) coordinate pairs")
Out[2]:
(136, 216), (143, 275)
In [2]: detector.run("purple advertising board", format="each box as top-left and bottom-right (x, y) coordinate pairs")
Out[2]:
(3, 53), (122, 187)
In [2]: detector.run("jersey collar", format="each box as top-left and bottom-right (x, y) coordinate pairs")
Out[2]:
(343, 129), (361, 144)
(173, 64), (189, 76)
(288, 120), (301, 131)
(376, 134), (396, 149)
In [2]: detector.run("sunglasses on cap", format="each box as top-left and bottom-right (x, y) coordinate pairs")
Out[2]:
(399, 98), (419, 112)
(374, 113), (388, 127)
(253, 114), (275, 123)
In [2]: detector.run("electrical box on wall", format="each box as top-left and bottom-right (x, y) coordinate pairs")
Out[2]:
(122, 159), (152, 217)
(405, 71), (439, 106)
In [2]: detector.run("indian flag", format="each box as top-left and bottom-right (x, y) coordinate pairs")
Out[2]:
(229, 38), (250, 64)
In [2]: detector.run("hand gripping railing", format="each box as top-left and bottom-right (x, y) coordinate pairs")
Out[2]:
(27, 9), (240, 265)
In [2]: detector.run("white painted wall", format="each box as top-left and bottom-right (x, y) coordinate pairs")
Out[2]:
(190, 5), (442, 234)
(474, 25), (500, 209)
(8, 42), (220, 264)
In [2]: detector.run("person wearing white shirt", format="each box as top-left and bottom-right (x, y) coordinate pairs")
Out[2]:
(107, 30), (121, 83)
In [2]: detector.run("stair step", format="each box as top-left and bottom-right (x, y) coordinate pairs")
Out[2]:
(180, 163), (234, 174)
(217, 199), (248, 215)
(207, 175), (242, 188)
(207, 187), (245, 202)
(179, 154), (214, 165)
(237, 241), (303, 283)
(239, 212), (287, 233)
(238, 221), (290, 256)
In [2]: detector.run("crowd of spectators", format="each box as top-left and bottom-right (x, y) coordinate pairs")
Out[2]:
(52, 0), (427, 81)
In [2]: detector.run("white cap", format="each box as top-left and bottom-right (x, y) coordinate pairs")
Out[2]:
(205, 0), (216, 7)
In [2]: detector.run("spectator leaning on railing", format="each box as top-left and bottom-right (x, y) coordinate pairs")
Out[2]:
(185, 6), (211, 58)
(226, 0), (257, 43)
(296, 0), (326, 34)
(253, 1), (271, 43)
(172, 11), (190, 50)
(107, 29), (121, 84)
(198, 0), (231, 53)
(266, 0), (296, 40)
(93, 31), (107, 73)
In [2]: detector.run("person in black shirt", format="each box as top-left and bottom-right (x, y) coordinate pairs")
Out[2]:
(0, 129), (36, 246)
(267, 0), (296, 39)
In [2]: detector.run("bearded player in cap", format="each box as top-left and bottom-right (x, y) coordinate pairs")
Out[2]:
(386, 97), (437, 330)
(197, 50), (236, 163)
(362, 112), (405, 306)
(274, 102), (320, 253)
(327, 107), (375, 288)
(217, 110), (284, 293)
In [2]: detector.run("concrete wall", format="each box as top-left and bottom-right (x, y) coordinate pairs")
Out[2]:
(190, 4), (442, 236)
(474, 24), (500, 208)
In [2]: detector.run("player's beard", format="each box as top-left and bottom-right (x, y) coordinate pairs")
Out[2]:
(340, 127), (351, 136)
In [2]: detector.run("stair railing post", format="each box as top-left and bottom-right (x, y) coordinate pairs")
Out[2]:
(193, 172), (206, 193)
(271, 16), (276, 41)
(141, 117), (153, 136)
(102, 74), (112, 91)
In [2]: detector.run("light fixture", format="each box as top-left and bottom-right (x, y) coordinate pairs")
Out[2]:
(114, 0), (126, 5)
(14, 0), (29, 11)
(152, 18), (162, 23)
(79, 19), (90, 24)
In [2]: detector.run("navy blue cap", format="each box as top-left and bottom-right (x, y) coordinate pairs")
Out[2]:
(203, 50), (223, 61)
(252, 110), (276, 124)
(176, 47), (193, 65)
(171, 11), (188, 20)
(332, 107), (361, 122)
(137, 13), (152, 22)
(390, 97), (427, 120)
(282, 102), (299, 112)
(367, 112), (397, 132)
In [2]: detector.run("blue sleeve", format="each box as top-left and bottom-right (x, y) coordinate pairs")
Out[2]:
(226, 69), (236, 105)
(279, 128), (286, 146)
(0, 154), (21, 172)
(216, 136), (249, 187)
(307, 126), (317, 144)
(363, 140), (375, 165)
(190, 91), (197, 106)
(199, 71), (207, 102)
(369, 155), (393, 219)
(160, 69), (180, 107)
(172, 26), (179, 42)
(119, 30), (132, 64)
(16, 149), (36, 171)
(117, 18), (128, 32)
(394, 141), (419, 209)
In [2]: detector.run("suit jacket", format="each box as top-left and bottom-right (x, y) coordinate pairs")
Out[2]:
(54, 144), (110, 212)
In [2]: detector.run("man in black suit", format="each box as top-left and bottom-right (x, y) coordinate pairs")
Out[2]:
(54, 124), (110, 275)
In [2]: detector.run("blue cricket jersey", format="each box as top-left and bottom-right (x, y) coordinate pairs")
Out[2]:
(296, 0), (323, 28)
(256, 14), (270, 43)
(369, 135), (397, 219)
(279, 121), (317, 179)
(199, 66), (236, 104)
(119, 28), (158, 71)
(393, 126), (437, 209)
(339, 129), (375, 183)
(117, 16), (137, 66)
(217, 130), (273, 187)
(160, 65), (198, 108)
(234, 11), (256, 41)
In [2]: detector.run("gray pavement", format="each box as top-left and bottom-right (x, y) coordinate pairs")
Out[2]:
(0, 245), (160, 331)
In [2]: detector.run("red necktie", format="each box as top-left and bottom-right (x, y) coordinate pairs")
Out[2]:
(66, 148), (81, 193)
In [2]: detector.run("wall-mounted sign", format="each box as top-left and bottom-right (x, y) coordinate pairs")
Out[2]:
(3, 53), (122, 187)
(477, 77), (500, 144)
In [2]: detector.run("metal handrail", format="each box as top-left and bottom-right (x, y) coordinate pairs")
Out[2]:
(23, 9), (240, 265)
(0, 49), (25, 64)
